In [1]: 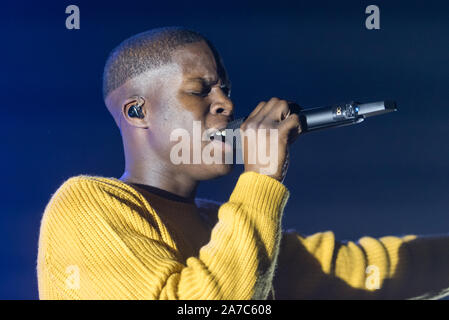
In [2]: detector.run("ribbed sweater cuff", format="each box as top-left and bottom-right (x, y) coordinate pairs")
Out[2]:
(229, 171), (289, 221)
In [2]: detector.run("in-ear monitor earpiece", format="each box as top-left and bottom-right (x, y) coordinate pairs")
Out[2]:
(127, 97), (144, 119)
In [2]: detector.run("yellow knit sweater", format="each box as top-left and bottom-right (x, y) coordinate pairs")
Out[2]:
(37, 171), (449, 299)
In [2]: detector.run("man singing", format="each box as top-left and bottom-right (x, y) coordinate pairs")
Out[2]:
(37, 27), (449, 299)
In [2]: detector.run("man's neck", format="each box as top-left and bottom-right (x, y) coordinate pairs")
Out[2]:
(120, 166), (198, 200)
(120, 135), (199, 199)
(130, 182), (196, 203)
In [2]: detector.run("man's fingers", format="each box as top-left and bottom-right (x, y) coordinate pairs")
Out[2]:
(278, 113), (301, 144)
(259, 98), (291, 123)
(256, 97), (279, 118)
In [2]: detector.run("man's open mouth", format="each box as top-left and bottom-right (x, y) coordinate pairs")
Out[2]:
(207, 128), (227, 143)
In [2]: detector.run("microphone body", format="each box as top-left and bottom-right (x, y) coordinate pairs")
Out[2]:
(226, 100), (397, 133)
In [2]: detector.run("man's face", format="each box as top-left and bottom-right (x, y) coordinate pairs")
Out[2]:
(146, 41), (235, 181)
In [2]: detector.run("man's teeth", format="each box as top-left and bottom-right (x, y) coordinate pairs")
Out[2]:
(215, 130), (226, 136)
(210, 130), (226, 141)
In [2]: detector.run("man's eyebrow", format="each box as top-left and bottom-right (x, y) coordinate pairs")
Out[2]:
(186, 77), (219, 86)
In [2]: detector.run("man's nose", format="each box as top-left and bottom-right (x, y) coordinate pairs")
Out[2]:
(210, 89), (234, 118)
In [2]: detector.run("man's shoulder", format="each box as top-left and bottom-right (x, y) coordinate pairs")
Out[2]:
(57, 174), (123, 189)
(45, 174), (145, 217)
(53, 174), (137, 196)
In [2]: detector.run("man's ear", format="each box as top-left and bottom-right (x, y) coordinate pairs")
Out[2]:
(122, 96), (149, 128)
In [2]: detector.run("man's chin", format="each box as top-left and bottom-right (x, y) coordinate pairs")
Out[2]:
(216, 163), (234, 176)
(196, 163), (234, 181)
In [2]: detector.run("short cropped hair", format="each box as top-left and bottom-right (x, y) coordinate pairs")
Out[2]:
(102, 27), (208, 100)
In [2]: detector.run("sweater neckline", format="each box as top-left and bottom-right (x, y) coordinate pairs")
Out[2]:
(129, 183), (195, 205)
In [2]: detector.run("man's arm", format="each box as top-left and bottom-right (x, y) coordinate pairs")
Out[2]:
(37, 172), (288, 300)
(273, 230), (449, 299)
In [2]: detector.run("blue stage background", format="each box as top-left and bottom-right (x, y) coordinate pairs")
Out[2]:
(1, 0), (448, 299)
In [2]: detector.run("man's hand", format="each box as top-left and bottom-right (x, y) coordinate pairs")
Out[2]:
(240, 97), (302, 182)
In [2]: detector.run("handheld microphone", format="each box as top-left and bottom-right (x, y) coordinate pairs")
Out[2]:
(225, 100), (397, 133)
